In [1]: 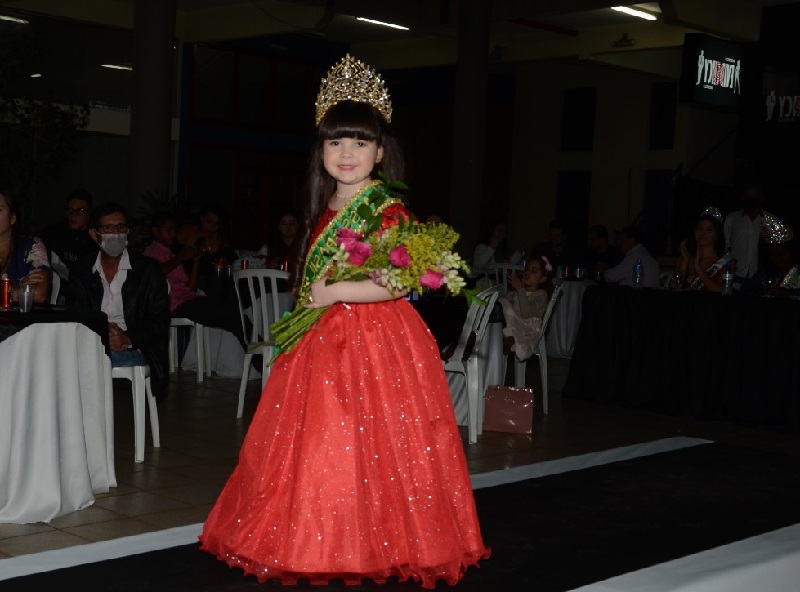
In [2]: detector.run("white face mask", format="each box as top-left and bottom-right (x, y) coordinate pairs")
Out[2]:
(99, 233), (128, 257)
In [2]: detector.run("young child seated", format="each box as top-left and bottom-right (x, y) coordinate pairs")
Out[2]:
(499, 255), (553, 360)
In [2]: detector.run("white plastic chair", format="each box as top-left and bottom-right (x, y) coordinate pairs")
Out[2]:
(168, 318), (208, 383)
(505, 284), (563, 414)
(232, 268), (292, 418)
(441, 285), (501, 444)
(49, 271), (60, 305)
(111, 364), (160, 463)
(484, 263), (524, 297)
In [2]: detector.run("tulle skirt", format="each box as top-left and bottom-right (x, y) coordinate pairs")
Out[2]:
(199, 299), (489, 588)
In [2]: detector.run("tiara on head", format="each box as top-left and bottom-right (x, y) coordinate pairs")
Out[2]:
(761, 213), (794, 245)
(700, 206), (723, 222)
(314, 54), (392, 126)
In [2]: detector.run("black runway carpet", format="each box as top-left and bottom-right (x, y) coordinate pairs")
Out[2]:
(3, 441), (800, 591)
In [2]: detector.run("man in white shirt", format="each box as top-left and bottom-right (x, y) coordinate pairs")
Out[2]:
(724, 183), (771, 282)
(604, 225), (661, 288)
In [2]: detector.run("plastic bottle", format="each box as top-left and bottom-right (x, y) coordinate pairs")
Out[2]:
(721, 264), (734, 296)
(632, 257), (644, 288)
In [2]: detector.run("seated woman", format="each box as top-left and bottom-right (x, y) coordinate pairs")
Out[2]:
(499, 255), (553, 361)
(180, 203), (238, 304)
(256, 209), (302, 279)
(669, 206), (734, 292)
(0, 187), (51, 306)
(741, 213), (800, 298)
(472, 220), (525, 276)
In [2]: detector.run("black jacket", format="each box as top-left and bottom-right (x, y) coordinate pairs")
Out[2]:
(70, 250), (170, 400)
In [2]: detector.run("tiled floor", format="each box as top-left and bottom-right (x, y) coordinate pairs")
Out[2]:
(2, 356), (799, 559)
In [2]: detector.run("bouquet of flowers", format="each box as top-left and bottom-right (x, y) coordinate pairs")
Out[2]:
(270, 186), (479, 361)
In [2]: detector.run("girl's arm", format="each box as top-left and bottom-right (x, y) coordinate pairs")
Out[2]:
(307, 277), (407, 308)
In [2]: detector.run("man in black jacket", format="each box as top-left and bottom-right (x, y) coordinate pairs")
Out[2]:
(70, 202), (170, 400)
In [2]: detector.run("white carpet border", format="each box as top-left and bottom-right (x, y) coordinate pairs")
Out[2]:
(0, 436), (710, 581)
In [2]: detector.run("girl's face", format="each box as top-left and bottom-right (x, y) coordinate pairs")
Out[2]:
(0, 193), (15, 238)
(152, 219), (176, 247)
(201, 212), (220, 235)
(522, 260), (546, 289)
(323, 137), (383, 192)
(695, 219), (717, 247)
(278, 215), (298, 240)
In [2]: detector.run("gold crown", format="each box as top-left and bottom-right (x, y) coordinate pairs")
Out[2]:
(314, 54), (392, 126)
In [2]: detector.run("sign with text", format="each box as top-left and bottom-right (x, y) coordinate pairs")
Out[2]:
(679, 33), (743, 111)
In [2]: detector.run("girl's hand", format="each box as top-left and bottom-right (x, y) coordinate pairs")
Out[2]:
(306, 278), (335, 308)
(24, 269), (48, 285)
(679, 239), (689, 259)
(509, 273), (524, 291)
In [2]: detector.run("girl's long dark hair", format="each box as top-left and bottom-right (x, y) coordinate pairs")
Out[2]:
(292, 100), (406, 292)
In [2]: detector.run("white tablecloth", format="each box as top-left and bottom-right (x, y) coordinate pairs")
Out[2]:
(545, 280), (595, 359)
(448, 322), (505, 426)
(0, 322), (115, 524)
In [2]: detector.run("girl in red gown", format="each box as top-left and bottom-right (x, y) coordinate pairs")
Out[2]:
(200, 55), (489, 589)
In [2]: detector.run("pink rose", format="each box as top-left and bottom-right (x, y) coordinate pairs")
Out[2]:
(347, 241), (372, 266)
(336, 227), (363, 251)
(419, 269), (444, 290)
(388, 245), (411, 268)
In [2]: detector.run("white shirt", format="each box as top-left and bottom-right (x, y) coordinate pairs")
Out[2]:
(92, 249), (132, 331)
(604, 243), (660, 288)
(724, 209), (770, 279)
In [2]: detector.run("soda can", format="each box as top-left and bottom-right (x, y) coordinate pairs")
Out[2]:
(241, 259), (249, 270)
(1, 277), (11, 309)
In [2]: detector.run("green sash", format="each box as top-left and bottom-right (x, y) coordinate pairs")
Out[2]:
(297, 181), (402, 305)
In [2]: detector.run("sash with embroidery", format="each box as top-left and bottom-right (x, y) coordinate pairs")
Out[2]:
(296, 180), (402, 305)
(688, 254), (732, 290)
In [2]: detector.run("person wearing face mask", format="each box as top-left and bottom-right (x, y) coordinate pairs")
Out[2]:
(723, 182), (773, 283)
(70, 202), (170, 400)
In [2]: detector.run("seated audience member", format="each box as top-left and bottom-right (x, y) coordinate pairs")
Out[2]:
(530, 219), (582, 273)
(143, 211), (248, 351)
(40, 188), (99, 302)
(0, 187), (51, 305)
(742, 213), (800, 298)
(604, 225), (660, 288)
(499, 255), (553, 361)
(256, 209), (302, 278)
(669, 206), (733, 292)
(472, 220), (525, 276)
(70, 202), (170, 401)
(583, 224), (621, 278)
(193, 203), (238, 303)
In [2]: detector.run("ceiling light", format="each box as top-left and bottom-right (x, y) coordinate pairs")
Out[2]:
(611, 6), (657, 21)
(355, 17), (408, 31)
(30, 73), (42, 78)
(101, 64), (133, 71)
(0, 14), (29, 24)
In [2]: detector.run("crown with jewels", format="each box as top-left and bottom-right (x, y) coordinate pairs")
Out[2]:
(700, 206), (723, 222)
(314, 54), (392, 126)
(761, 213), (794, 245)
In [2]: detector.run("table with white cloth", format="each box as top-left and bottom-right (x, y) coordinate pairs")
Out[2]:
(179, 292), (295, 379)
(544, 279), (596, 359)
(0, 316), (115, 524)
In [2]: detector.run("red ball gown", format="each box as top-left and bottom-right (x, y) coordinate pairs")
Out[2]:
(200, 201), (489, 589)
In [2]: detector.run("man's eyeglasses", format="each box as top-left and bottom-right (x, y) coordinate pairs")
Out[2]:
(66, 207), (90, 215)
(96, 223), (129, 234)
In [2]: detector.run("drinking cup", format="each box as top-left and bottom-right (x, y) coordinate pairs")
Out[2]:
(0, 278), (11, 309)
(19, 283), (34, 313)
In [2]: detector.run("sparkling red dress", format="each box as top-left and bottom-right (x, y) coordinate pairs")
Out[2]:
(199, 206), (490, 588)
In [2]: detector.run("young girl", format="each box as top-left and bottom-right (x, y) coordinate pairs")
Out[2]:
(199, 55), (489, 589)
(500, 255), (553, 360)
